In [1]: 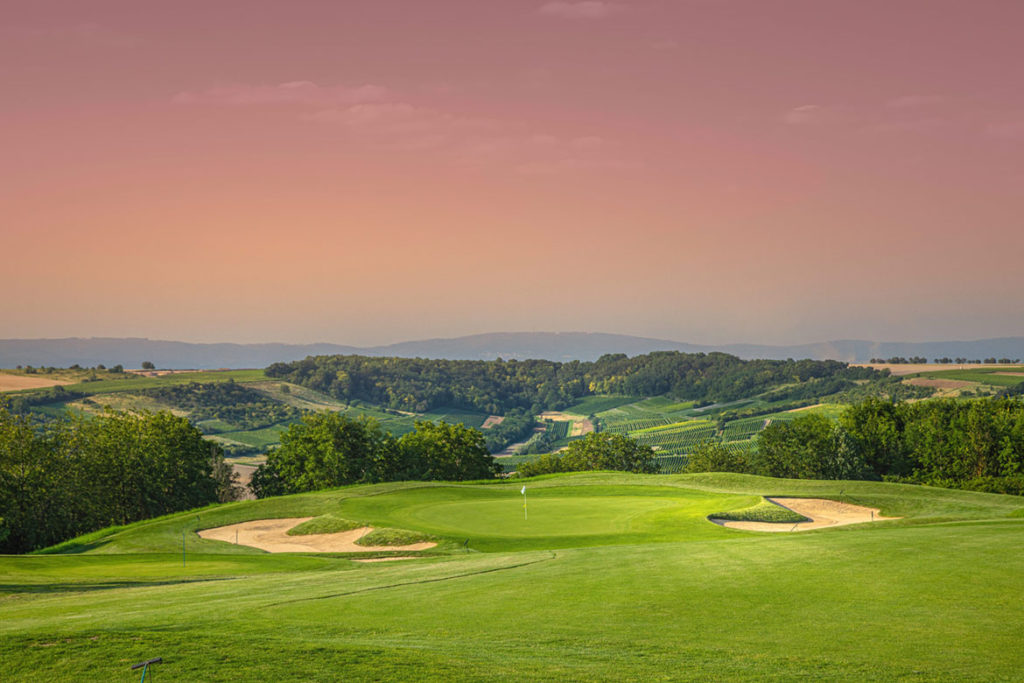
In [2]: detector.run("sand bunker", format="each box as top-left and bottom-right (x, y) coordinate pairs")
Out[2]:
(198, 518), (437, 553)
(712, 498), (898, 533)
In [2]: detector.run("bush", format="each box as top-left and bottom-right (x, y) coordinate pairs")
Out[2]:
(517, 433), (656, 477)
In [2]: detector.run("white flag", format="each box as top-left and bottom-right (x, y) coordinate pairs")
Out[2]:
(521, 486), (526, 495)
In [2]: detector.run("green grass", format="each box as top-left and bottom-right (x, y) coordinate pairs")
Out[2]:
(907, 368), (1024, 387)
(564, 395), (638, 415)
(354, 527), (435, 546)
(58, 369), (268, 395)
(214, 422), (293, 449)
(494, 453), (540, 473)
(420, 407), (489, 429)
(4, 473), (1024, 680)
(709, 498), (810, 523)
(287, 515), (364, 536)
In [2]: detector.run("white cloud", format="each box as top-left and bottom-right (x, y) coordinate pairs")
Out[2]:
(783, 105), (823, 125)
(885, 94), (947, 109)
(173, 81), (388, 106)
(538, 2), (622, 19)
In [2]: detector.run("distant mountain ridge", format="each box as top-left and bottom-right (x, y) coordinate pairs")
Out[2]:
(1, 333), (1022, 369)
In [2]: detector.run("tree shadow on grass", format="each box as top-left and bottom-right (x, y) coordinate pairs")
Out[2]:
(0, 577), (232, 596)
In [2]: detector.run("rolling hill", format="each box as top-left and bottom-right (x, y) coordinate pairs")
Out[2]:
(2, 333), (1024, 368)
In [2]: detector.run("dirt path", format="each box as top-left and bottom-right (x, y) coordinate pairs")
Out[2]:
(231, 464), (257, 501)
(197, 517), (436, 553)
(711, 498), (898, 532)
(481, 415), (505, 429)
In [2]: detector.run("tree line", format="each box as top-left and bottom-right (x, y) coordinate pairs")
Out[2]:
(250, 413), (501, 497)
(515, 433), (658, 477)
(687, 396), (1024, 494)
(872, 357), (1021, 364)
(0, 403), (239, 554)
(266, 352), (883, 416)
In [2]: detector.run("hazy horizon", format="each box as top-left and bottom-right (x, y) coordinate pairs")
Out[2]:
(5, 1), (1023, 346)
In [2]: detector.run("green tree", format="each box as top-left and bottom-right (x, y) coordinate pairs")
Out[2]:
(685, 440), (754, 474)
(839, 398), (909, 477)
(519, 433), (657, 476)
(756, 414), (835, 479)
(398, 421), (500, 481)
(257, 413), (394, 495)
(0, 403), (219, 553)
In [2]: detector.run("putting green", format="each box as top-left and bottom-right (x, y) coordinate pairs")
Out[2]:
(338, 484), (754, 550)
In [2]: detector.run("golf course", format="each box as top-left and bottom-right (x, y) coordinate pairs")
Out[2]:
(3, 472), (1024, 680)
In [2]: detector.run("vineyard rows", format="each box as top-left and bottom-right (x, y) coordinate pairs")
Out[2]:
(602, 417), (672, 433)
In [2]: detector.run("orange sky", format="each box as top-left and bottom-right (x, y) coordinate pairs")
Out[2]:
(3, 1), (1023, 346)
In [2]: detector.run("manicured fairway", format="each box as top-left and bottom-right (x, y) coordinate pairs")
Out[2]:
(3, 473), (1024, 681)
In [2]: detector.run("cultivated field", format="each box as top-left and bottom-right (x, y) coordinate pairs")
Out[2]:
(856, 362), (1024, 377)
(0, 372), (71, 392)
(3, 473), (1023, 680)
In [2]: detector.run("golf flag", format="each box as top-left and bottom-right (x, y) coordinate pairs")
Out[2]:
(521, 485), (527, 520)
(521, 486), (526, 495)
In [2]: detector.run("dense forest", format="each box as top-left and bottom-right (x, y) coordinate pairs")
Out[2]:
(0, 403), (239, 554)
(266, 352), (883, 415)
(687, 396), (1024, 494)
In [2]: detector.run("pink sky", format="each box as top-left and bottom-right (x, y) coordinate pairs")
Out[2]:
(3, 1), (1023, 346)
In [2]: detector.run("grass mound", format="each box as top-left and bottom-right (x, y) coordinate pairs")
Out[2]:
(354, 527), (435, 547)
(286, 515), (364, 536)
(709, 498), (809, 523)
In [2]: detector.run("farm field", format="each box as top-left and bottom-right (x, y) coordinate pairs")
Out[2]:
(2, 370), (493, 457)
(2, 473), (1023, 680)
(580, 393), (848, 461)
(857, 362), (1024, 377)
(905, 367), (1024, 388)
(0, 371), (72, 392)
(58, 369), (270, 395)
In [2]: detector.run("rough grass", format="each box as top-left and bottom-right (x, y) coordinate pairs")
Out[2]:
(709, 498), (809, 523)
(563, 395), (638, 415)
(59, 369), (268, 395)
(286, 515), (364, 536)
(908, 368), (1024, 387)
(354, 527), (435, 546)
